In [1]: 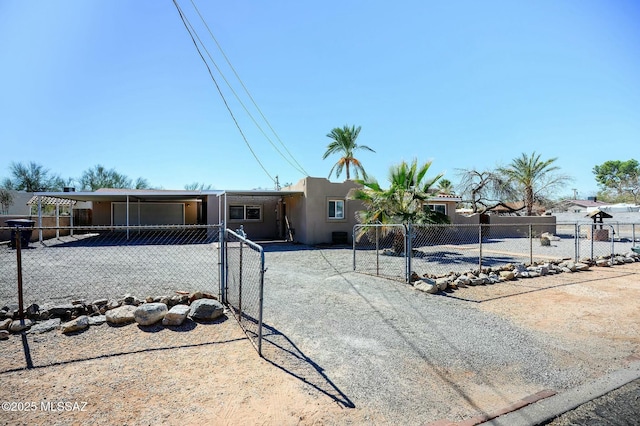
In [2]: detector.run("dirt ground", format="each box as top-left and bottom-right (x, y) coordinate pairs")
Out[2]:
(0, 263), (639, 426)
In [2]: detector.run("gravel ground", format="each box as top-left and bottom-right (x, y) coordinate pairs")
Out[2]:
(1, 238), (638, 424)
(259, 244), (640, 422)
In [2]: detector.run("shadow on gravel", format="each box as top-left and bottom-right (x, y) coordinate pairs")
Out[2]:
(260, 322), (355, 409)
(0, 334), (244, 375)
(317, 250), (507, 416)
(442, 270), (637, 303)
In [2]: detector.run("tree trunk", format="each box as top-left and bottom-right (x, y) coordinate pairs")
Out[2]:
(525, 186), (534, 216)
(392, 229), (405, 254)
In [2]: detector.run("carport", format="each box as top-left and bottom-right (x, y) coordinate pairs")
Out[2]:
(32, 189), (224, 241)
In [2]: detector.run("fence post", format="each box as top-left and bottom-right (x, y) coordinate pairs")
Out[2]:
(352, 226), (356, 271)
(257, 248), (265, 357)
(15, 228), (25, 320)
(574, 223), (579, 261)
(405, 224), (411, 283)
(529, 224), (533, 265)
(633, 223), (637, 244)
(609, 224), (615, 264)
(219, 224), (226, 304)
(238, 239), (243, 320)
(376, 226), (380, 276)
(478, 224), (483, 271)
(590, 224), (595, 260)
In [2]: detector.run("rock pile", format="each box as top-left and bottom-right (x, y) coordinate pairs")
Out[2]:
(411, 250), (640, 294)
(0, 291), (224, 340)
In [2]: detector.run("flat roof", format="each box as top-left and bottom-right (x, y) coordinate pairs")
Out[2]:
(33, 189), (224, 202)
(33, 188), (303, 202)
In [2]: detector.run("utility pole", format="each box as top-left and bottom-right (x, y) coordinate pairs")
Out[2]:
(275, 175), (281, 191)
(572, 188), (578, 199)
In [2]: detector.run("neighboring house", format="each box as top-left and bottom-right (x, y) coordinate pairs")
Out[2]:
(30, 177), (463, 245)
(1, 190), (32, 215)
(556, 199), (607, 213)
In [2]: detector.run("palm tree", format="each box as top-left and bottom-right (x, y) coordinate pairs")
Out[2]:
(437, 179), (454, 195)
(498, 152), (567, 216)
(323, 125), (375, 180)
(350, 159), (449, 252)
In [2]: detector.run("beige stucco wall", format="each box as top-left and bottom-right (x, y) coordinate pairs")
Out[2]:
(1, 215), (71, 242)
(285, 177), (364, 245)
(451, 213), (481, 225)
(486, 215), (557, 238)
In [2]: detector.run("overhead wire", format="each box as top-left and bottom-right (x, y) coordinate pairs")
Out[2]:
(180, 1), (307, 177)
(188, 0), (309, 177)
(172, 0), (275, 184)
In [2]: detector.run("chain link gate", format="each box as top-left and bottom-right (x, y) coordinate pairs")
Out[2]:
(577, 223), (615, 262)
(222, 228), (265, 355)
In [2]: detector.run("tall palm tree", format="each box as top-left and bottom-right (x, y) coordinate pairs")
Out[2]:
(498, 152), (566, 216)
(437, 179), (454, 195)
(323, 125), (375, 180)
(350, 159), (449, 252)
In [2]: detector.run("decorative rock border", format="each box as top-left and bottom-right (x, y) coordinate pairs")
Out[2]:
(0, 291), (224, 339)
(411, 251), (640, 294)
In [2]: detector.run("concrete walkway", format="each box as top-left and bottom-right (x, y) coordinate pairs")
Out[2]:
(481, 361), (640, 425)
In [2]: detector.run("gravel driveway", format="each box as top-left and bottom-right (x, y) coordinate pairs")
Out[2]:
(259, 243), (640, 423)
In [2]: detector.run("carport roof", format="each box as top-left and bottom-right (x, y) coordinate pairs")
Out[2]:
(33, 189), (225, 202)
(33, 188), (303, 202)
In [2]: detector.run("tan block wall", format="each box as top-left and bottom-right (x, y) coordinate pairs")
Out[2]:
(1, 215), (71, 242)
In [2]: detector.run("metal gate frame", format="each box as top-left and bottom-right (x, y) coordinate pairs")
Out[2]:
(221, 227), (265, 356)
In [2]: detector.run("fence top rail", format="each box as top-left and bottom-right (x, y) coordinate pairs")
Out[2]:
(0, 224), (222, 231)
(356, 222), (640, 228)
(225, 228), (264, 253)
(354, 223), (406, 227)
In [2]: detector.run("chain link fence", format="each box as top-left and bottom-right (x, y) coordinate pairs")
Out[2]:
(354, 222), (639, 282)
(352, 224), (408, 281)
(0, 225), (221, 308)
(223, 228), (265, 355)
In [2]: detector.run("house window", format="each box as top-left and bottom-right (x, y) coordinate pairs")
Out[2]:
(229, 205), (262, 221)
(425, 204), (447, 215)
(328, 200), (345, 220)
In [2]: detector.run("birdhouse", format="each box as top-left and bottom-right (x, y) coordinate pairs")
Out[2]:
(585, 209), (612, 241)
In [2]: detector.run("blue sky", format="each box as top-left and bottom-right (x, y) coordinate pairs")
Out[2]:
(1, 1), (638, 198)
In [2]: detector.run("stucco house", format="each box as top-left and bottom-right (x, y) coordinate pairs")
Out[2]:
(28, 177), (462, 245)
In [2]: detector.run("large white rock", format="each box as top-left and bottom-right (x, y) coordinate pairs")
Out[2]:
(9, 319), (32, 332)
(105, 305), (137, 325)
(61, 315), (89, 334)
(189, 299), (224, 320)
(162, 304), (190, 326)
(29, 318), (61, 334)
(134, 303), (168, 326)
(414, 278), (439, 294)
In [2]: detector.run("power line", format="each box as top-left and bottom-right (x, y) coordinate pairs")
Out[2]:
(188, 0), (309, 177)
(179, 1), (307, 176)
(172, 0), (275, 184)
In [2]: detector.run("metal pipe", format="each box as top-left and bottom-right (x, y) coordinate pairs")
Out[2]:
(38, 196), (43, 242)
(529, 224), (533, 265)
(15, 229), (24, 320)
(56, 201), (60, 239)
(478, 225), (483, 272)
(257, 247), (265, 357)
(376, 226), (380, 276)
